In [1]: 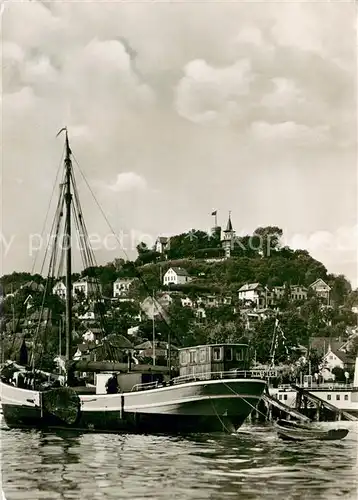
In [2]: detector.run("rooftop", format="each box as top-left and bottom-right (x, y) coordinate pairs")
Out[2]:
(169, 267), (189, 277)
(238, 283), (261, 292)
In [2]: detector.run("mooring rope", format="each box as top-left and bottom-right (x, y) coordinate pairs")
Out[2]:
(208, 395), (234, 434)
(222, 380), (269, 421)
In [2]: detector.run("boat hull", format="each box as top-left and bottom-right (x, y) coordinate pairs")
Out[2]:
(0, 378), (266, 434)
(275, 419), (349, 441)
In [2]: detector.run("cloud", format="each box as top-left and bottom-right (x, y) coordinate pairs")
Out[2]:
(250, 121), (329, 146)
(175, 58), (253, 126)
(107, 172), (148, 193)
(288, 225), (358, 284)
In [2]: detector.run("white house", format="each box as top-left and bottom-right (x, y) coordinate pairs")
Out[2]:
(320, 347), (355, 381)
(194, 307), (207, 320)
(238, 283), (265, 307)
(82, 327), (103, 343)
(310, 278), (331, 304)
(290, 285), (308, 301)
(140, 293), (173, 320)
(270, 285), (308, 303)
(77, 311), (96, 321)
(181, 296), (193, 307)
(155, 236), (170, 254)
(113, 277), (135, 298)
(73, 277), (102, 299)
(163, 267), (192, 286)
(53, 281), (67, 299)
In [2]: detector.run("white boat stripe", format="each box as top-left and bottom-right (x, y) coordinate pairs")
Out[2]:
(82, 393), (261, 412)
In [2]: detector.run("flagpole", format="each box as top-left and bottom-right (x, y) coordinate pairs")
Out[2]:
(211, 210), (217, 227)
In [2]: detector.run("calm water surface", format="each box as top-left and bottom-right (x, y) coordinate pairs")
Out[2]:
(1, 416), (357, 500)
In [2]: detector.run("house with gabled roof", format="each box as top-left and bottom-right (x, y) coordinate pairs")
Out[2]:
(310, 278), (331, 304)
(321, 346), (356, 379)
(53, 280), (67, 299)
(163, 267), (192, 286)
(113, 277), (135, 298)
(238, 283), (266, 307)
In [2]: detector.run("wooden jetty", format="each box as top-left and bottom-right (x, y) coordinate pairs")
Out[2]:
(262, 393), (310, 422)
(291, 385), (358, 422)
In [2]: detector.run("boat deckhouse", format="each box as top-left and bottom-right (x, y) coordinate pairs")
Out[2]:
(178, 343), (249, 379)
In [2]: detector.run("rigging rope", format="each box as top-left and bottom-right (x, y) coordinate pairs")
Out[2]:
(31, 144), (65, 276)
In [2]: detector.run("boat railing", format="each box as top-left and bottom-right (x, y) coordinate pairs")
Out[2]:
(172, 370), (265, 385)
(131, 381), (160, 392)
(294, 382), (354, 390)
(130, 370), (266, 392)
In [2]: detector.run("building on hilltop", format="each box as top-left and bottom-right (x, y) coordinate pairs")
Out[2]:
(163, 267), (192, 286)
(155, 236), (170, 255)
(221, 213), (235, 259)
(211, 225), (222, 241)
(309, 278), (331, 305)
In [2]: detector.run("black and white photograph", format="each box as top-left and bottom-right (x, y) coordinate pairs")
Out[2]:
(0, 0), (357, 498)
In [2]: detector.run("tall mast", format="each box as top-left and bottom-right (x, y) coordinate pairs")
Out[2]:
(152, 290), (156, 366)
(63, 129), (73, 361)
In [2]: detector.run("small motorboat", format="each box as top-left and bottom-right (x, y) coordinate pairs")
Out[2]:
(275, 419), (349, 442)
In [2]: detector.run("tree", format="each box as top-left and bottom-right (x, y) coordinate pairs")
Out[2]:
(253, 226), (283, 257)
(332, 366), (346, 383)
(135, 250), (161, 266)
(136, 242), (150, 255)
(328, 274), (352, 306)
(106, 301), (141, 335)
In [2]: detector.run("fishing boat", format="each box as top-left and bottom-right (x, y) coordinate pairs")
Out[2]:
(0, 129), (267, 434)
(275, 419), (349, 441)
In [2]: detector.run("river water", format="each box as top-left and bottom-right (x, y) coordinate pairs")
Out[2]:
(1, 416), (357, 500)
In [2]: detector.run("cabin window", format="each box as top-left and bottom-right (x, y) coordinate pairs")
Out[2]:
(327, 394), (331, 400)
(235, 349), (244, 361)
(344, 395), (348, 401)
(278, 394), (282, 400)
(180, 351), (188, 365)
(283, 394), (287, 401)
(189, 350), (196, 364)
(336, 394), (340, 401)
(224, 347), (233, 362)
(212, 347), (222, 362)
(199, 348), (206, 363)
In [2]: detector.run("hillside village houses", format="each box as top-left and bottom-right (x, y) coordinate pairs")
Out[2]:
(237, 281), (329, 308)
(52, 277), (102, 300)
(320, 345), (356, 381)
(309, 278), (331, 304)
(163, 267), (192, 286)
(52, 281), (67, 299)
(113, 277), (135, 298)
(140, 293), (172, 321)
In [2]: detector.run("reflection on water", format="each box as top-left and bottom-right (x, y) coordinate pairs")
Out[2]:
(1, 419), (357, 500)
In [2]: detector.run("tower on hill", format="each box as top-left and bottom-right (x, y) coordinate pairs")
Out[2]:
(211, 225), (221, 241)
(221, 212), (235, 258)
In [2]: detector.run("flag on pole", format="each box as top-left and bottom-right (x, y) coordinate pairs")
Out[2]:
(211, 210), (217, 216)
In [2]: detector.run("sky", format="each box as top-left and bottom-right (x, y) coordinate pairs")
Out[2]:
(1, 0), (357, 286)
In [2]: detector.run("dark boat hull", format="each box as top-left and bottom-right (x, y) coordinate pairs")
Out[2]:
(1, 378), (266, 434)
(2, 403), (245, 434)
